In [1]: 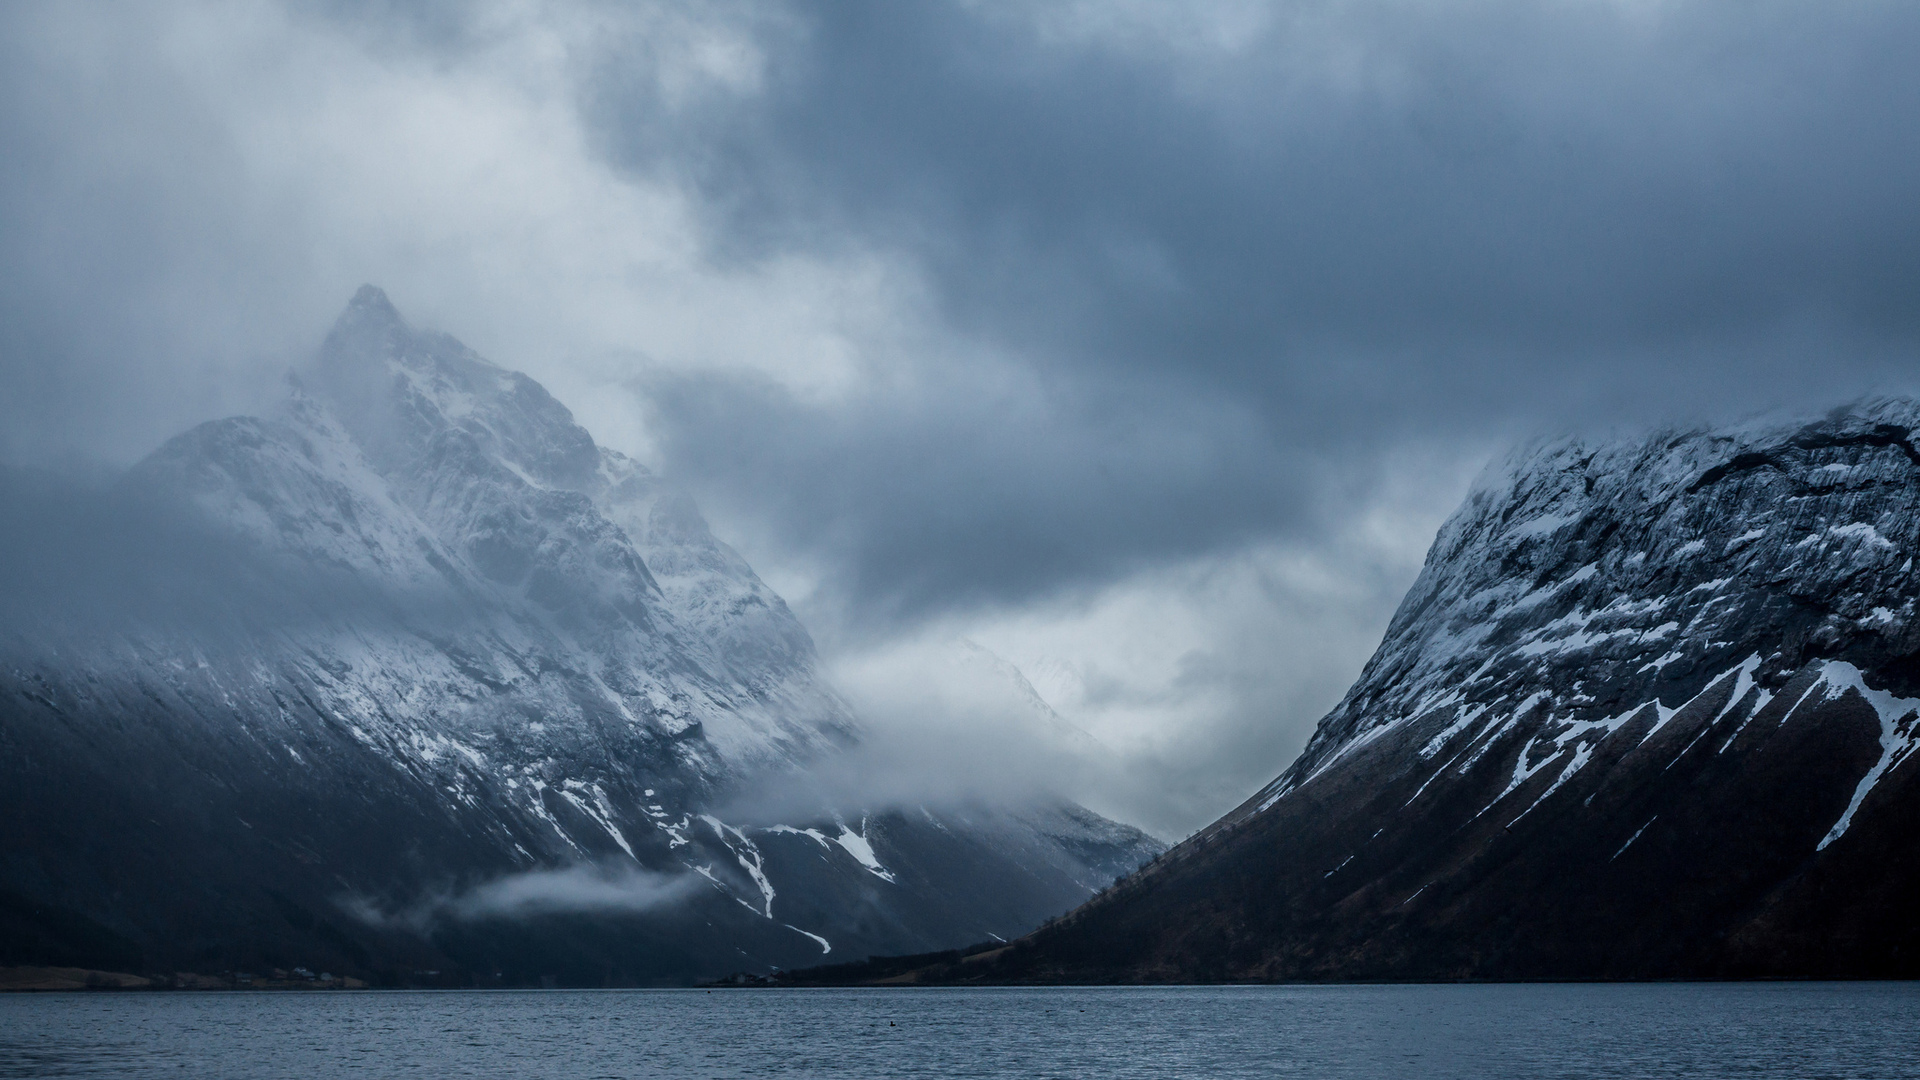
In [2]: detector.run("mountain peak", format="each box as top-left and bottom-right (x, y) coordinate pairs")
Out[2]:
(325, 285), (406, 347)
(348, 283), (399, 317)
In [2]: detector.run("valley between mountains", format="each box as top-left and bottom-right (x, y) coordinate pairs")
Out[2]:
(11, 287), (1918, 989)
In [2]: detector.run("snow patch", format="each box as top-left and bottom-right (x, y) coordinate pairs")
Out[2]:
(764, 824), (833, 847)
(1611, 817), (1656, 861)
(1828, 522), (1896, 550)
(831, 820), (897, 883)
(1509, 513), (1576, 540)
(784, 925), (830, 954)
(1812, 662), (1920, 851)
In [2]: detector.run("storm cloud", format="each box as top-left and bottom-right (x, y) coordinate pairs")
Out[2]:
(602, 0), (1920, 623)
(4, 1), (1918, 834)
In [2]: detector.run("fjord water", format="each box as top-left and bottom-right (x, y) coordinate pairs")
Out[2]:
(7, 984), (1919, 1078)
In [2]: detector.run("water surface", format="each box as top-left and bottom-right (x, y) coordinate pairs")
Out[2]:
(5, 983), (1916, 1078)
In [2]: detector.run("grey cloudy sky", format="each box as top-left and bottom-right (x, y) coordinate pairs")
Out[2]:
(4, 1), (1919, 836)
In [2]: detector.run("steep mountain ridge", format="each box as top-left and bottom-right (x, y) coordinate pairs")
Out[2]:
(870, 402), (1920, 983)
(1250, 404), (1920, 809)
(0, 288), (1160, 985)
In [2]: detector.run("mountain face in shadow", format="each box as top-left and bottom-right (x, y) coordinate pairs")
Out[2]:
(829, 405), (1920, 984)
(0, 287), (1160, 986)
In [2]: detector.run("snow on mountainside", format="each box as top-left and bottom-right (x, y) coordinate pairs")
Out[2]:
(289, 284), (849, 770)
(895, 402), (1920, 983)
(0, 287), (1159, 985)
(1236, 402), (1920, 837)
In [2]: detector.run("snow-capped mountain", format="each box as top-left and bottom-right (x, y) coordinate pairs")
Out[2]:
(902, 403), (1920, 982)
(0, 287), (1159, 985)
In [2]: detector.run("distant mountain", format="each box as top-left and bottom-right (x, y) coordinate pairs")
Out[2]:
(828, 404), (1920, 983)
(0, 287), (1160, 986)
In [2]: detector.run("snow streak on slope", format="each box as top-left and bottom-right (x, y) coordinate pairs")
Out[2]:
(1811, 662), (1920, 850)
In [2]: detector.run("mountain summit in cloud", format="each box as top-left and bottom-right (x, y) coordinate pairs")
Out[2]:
(0, 288), (1159, 985)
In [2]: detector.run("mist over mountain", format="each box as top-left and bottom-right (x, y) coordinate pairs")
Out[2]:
(0, 288), (1159, 986)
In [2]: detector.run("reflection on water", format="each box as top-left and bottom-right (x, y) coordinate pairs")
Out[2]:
(4, 982), (1918, 1079)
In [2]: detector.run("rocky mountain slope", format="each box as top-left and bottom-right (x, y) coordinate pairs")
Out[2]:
(0, 288), (1159, 986)
(855, 403), (1920, 982)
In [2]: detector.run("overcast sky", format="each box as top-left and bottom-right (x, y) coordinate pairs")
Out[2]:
(4, 1), (1919, 837)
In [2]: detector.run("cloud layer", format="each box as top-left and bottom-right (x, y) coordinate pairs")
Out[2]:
(5, 1), (1919, 834)
(617, 0), (1920, 625)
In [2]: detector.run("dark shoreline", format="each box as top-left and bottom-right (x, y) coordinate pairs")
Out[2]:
(0, 964), (369, 992)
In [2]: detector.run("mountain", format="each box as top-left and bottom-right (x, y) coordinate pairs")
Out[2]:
(0, 287), (1160, 986)
(820, 402), (1920, 983)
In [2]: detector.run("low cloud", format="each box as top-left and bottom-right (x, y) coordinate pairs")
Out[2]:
(780, 453), (1472, 839)
(341, 865), (696, 932)
(714, 636), (1111, 826)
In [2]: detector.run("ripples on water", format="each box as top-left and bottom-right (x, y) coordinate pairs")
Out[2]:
(4, 983), (1917, 1079)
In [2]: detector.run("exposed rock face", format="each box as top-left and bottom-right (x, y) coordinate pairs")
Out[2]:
(937, 403), (1920, 982)
(0, 288), (1160, 986)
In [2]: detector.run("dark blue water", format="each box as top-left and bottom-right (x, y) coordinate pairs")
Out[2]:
(4, 983), (1918, 1078)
